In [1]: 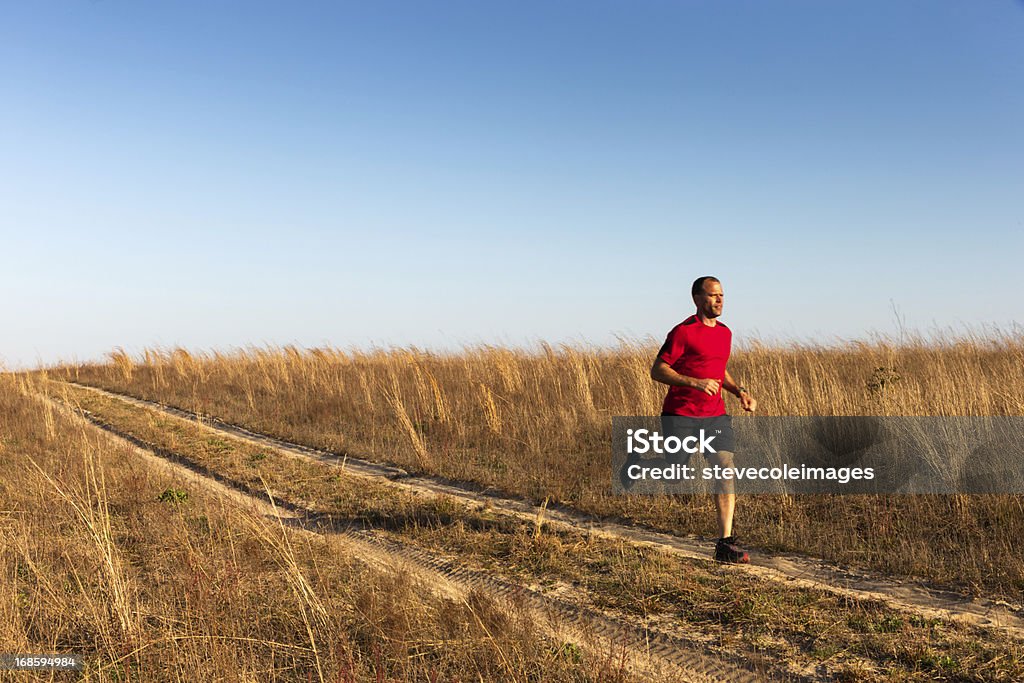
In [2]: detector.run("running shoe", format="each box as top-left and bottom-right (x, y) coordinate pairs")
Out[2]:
(714, 536), (750, 564)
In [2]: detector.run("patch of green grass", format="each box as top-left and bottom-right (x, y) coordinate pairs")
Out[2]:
(158, 487), (189, 505)
(872, 615), (903, 633)
(246, 451), (268, 467)
(554, 641), (583, 664)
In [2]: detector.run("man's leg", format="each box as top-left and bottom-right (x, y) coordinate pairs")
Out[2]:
(705, 449), (735, 538)
(704, 449), (748, 563)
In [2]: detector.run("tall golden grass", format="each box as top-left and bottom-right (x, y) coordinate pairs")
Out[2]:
(56, 332), (1024, 598)
(0, 373), (636, 681)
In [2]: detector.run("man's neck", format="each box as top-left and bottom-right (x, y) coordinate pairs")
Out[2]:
(696, 311), (717, 327)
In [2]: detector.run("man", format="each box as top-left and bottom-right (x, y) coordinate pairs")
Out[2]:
(651, 276), (757, 563)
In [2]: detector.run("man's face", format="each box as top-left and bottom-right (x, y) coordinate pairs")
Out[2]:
(694, 280), (724, 319)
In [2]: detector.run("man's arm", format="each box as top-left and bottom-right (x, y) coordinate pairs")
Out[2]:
(723, 369), (757, 412)
(651, 359), (721, 396)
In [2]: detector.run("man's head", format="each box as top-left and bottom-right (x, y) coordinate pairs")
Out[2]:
(691, 276), (723, 319)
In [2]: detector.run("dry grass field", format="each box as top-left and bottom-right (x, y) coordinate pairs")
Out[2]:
(6, 334), (1024, 680)
(56, 335), (1024, 600)
(0, 373), (642, 682)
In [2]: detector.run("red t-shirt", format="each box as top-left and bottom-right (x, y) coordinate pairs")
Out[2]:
(657, 314), (732, 417)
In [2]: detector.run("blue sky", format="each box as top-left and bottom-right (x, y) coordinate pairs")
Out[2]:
(2, 1), (1022, 368)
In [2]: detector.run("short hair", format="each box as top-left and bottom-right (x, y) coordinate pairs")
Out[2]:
(691, 276), (720, 297)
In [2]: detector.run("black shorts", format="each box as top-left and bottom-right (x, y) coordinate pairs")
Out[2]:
(659, 413), (735, 465)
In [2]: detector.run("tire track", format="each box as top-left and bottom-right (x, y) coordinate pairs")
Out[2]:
(61, 381), (1024, 640)
(41, 388), (784, 683)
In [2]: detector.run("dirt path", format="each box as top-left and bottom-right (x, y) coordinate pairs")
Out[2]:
(62, 382), (1024, 640)
(41, 387), (780, 683)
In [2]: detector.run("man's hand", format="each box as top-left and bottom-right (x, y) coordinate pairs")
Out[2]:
(692, 378), (721, 396)
(739, 392), (758, 413)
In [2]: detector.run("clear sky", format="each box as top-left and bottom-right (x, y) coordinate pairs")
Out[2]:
(2, 1), (1022, 368)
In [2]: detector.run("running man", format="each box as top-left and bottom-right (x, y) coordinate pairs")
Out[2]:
(651, 276), (757, 563)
